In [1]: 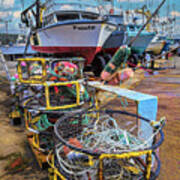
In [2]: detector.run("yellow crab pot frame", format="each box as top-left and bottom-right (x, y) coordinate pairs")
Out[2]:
(99, 150), (153, 180)
(44, 81), (81, 110)
(20, 81), (83, 111)
(24, 110), (53, 168)
(47, 153), (94, 180)
(27, 131), (50, 169)
(17, 57), (47, 84)
(24, 109), (31, 130)
(23, 109), (41, 132)
(17, 57), (85, 84)
(47, 150), (153, 180)
(48, 155), (66, 180)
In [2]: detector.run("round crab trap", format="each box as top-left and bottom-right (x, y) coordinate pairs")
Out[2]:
(22, 100), (96, 168)
(23, 106), (94, 154)
(51, 109), (165, 180)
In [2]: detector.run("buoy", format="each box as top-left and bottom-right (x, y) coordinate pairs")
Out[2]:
(101, 68), (134, 85)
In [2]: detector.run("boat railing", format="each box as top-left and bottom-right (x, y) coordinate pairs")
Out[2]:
(45, 0), (99, 7)
(44, 0), (100, 16)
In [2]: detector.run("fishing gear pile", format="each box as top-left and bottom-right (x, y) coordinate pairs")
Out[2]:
(4, 56), (165, 180)
(10, 57), (91, 168)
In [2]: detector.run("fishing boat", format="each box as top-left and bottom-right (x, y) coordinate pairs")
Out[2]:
(102, 14), (125, 53)
(100, 1), (155, 66)
(126, 24), (155, 55)
(103, 20), (155, 56)
(100, 17), (155, 68)
(21, 0), (116, 66)
(146, 35), (166, 55)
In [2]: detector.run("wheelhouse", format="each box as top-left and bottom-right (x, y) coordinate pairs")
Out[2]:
(42, 0), (101, 27)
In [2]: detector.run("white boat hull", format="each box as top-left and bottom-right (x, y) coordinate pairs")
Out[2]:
(31, 21), (116, 64)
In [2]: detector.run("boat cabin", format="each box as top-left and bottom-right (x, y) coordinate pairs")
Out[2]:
(42, 0), (101, 27)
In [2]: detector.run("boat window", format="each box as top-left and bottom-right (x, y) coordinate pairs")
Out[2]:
(56, 14), (80, 21)
(128, 25), (135, 31)
(43, 14), (54, 26)
(81, 13), (99, 20)
(107, 15), (124, 25)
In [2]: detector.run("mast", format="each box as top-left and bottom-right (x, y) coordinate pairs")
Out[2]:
(36, 0), (41, 28)
(172, 3), (176, 35)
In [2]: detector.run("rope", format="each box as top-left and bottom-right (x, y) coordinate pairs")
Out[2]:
(54, 109), (165, 156)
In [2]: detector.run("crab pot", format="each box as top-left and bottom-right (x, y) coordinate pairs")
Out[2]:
(24, 109), (63, 169)
(52, 109), (164, 180)
(17, 57), (85, 84)
(19, 80), (87, 111)
(17, 57), (47, 84)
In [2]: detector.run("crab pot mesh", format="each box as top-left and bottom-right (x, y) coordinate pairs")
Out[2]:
(35, 133), (54, 153)
(49, 85), (77, 107)
(20, 86), (47, 109)
(19, 83), (86, 110)
(25, 112), (60, 153)
(18, 60), (45, 81)
(53, 109), (158, 179)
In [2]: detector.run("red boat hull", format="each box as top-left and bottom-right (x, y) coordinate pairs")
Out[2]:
(32, 45), (104, 64)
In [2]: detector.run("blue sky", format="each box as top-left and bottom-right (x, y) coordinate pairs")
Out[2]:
(0, 0), (180, 34)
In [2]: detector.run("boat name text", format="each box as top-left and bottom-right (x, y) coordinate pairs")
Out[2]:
(73, 25), (95, 30)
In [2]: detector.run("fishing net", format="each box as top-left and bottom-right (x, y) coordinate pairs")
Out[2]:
(52, 109), (165, 179)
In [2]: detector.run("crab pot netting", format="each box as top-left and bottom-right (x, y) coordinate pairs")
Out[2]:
(25, 110), (65, 153)
(19, 83), (88, 110)
(17, 58), (84, 83)
(54, 109), (164, 179)
(18, 60), (45, 81)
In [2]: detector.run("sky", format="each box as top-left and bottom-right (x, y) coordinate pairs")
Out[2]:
(0, 0), (180, 34)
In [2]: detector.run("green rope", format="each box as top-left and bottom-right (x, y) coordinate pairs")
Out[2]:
(36, 114), (54, 131)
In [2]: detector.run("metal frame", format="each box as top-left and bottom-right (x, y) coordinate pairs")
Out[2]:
(44, 81), (81, 110)
(48, 150), (153, 180)
(17, 57), (47, 84)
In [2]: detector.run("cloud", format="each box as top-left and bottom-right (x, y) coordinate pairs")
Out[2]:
(171, 11), (180, 17)
(0, 0), (14, 8)
(13, 11), (21, 19)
